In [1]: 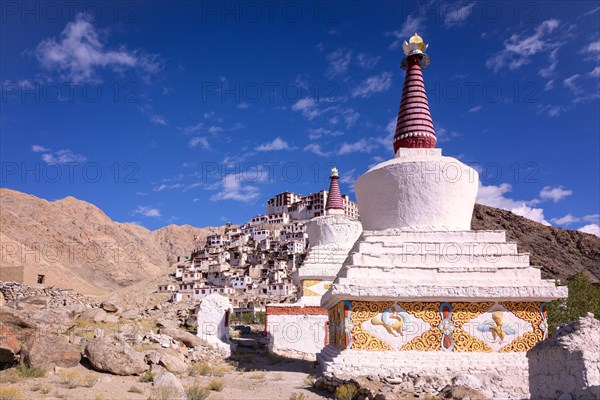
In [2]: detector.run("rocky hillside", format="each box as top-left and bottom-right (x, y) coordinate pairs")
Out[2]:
(0, 188), (223, 296)
(1, 188), (598, 296)
(472, 204), (600, 282)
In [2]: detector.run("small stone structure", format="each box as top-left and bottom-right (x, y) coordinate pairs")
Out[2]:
(196, 293), (234, 356)
(528, 313), (600, 400)
(267, 168), (362, 360)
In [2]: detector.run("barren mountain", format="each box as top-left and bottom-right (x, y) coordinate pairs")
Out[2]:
(0, 188), (223, 296)
(472, 204), (600, 282)
(1, 188), (598, 297)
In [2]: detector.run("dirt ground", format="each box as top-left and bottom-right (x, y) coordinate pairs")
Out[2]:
(0, 334), (332, 400)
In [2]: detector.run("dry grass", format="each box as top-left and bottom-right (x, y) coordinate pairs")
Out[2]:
(58, 369), (96, 389)
(303, 375), (316, 387)
(273, 373), (284, 381)
(185, 383), (210, 400)
(138, 371), (156, 382)
(248, 370), (266, 381)
(127, 385), (143, 394)
(289, 394), (307, 400)
(188, 362), (227, 377)
(207, 378), (224, 392)
(335, 383), (359, 400)
(29, 382), (50, 394)
(0, 387), (25, 400)
(147, 385), (180, 400)
(0, 365), (46, 384)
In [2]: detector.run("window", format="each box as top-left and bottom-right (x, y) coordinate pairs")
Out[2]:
(37, 275), (45, 284)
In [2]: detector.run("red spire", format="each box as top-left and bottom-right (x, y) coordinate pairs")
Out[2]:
(325, 167), (344, 215)
(393, 34), (436, 152)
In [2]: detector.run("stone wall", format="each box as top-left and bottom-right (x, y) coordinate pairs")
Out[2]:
(0, 281), (92, 307)
(528, 313), (600, 400)
(266, 304), (328, 360)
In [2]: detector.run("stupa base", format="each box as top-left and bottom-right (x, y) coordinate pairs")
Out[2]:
(317, 346), (530, 399)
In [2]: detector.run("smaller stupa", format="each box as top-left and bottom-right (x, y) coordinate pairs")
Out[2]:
(266, 167), (362, 360)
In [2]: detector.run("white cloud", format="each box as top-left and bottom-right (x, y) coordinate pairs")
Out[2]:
(578, 224), (600, 237)
(31, 145), (50, 152)
(486, 19), (561, 72)
(182, 122), (203, 134)
(563, 74), (583, 95)
(476, 182), (549, 225)
(583, 40), (600, 54)
(544, 79), (555, 91)
(210, 174), (262, 203)
(307, 128), (344, 140)
(538, 185), (573, 202)
(538, 48), (559, 78)
(150, 114), (167, 126)
(133, 206), (161, 218)
(589, 67), (600, 77)
(255, 137), (291, 151)
(339, 168), (357, 185)
(41, 149), (86, 164)
(292, 98), (320, 120)
(356, 53), (381, 69)
(352, 72), (393, 98)
(304, 143), (330, 157)
(237, 102), (250, 109)
(153, 183), (183, 192)
(326, 48), (353, 77)
(337, 138), (379, 155)
(468, 105), (482, 113)
(551, 213), (599, 225)
(208, 125), (223, 134)
(35, 13), (160, 82)
(443, 2), (476, 27)
(386, 16), (420, 49)
(188, 136), (209, 149)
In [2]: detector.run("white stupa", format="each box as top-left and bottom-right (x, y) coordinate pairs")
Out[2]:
(266, 167), (362, 360)
(317, 34), (567, 398)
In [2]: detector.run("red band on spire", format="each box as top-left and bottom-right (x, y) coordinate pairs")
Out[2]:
(393, 55), (436, 152)
(325, 175), (343, 211)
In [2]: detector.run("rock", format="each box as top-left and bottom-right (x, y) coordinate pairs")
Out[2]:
(158, 327), (205, 348)
(438, 384), (488, 400)
(81, 308), (107, 322)
(156, 319), (178, 329)
(0, 306), (37, 363)
(158, 352), (188, 375)
(152, 370), (186, 399)
(17, 296), (49, 308)
(101, 302), (119, 313)
(84, 336), (148, 375)
(144, 350), (161, 365)
(104, 314), (119, 323)
(121, 309), (140, 319)
(19, 308), (75, 333)
(21, 334), (81, 370)
(557, 394), (573, 400)
(100, 376), (112, 383)
(452, 375), (483, 391)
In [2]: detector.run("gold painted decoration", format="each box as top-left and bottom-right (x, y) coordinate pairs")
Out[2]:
(349, 301), (394, 351)
(302, 280), (322, 297)
(399, 302), (443, 351)
(451, 302), (494, 352)
(498, 302), (543, 352)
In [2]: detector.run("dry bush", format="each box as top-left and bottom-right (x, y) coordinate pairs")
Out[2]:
(58, 369), (96, 389)
(138, 371), (156, 382)
(335, 383), (359, 400)
(207, 378), (224, 392)
(30, 382), (50, 394)
(147, 385), (180, 400)
(186, 382), (210, 400)
(0, 387), (25, 400)
(127, 385), (143, 394)
(289, 393), (307, 400)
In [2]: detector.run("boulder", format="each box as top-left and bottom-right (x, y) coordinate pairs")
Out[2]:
(152, 370), (186, 400)
(0, 306), (37, 363)
(438, 384), (489, 400)
(84, 336), (148, 376)
(21, 334), (81, 370)
(157, 352), (188, 375)
(101, 302), (119, 313)
(144, 350), (161, 365)
(159, 327), (205, 348)
(104, 314), (119, 323)
(120, 309), (140, 319)
(81, 308), (107, 322)
(19, 308), (74, 333)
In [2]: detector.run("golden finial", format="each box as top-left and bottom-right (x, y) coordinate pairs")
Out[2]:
(402, 33), (428, 56)
(330, 167), (339, 177)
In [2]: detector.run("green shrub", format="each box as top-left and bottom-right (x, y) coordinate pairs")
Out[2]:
(548, 271), (600, 333)
(14, 365), (45, 379)
(335, 383), (359, 400)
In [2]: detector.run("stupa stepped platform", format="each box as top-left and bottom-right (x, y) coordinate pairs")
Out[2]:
(362, 229), (507, 243)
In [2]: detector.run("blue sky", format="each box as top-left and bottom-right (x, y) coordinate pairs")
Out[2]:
(1, 1), (599, 235)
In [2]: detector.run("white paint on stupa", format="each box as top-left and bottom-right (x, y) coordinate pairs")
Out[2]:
(267, 167), (362, 360)
(196, 293), (235, 357)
